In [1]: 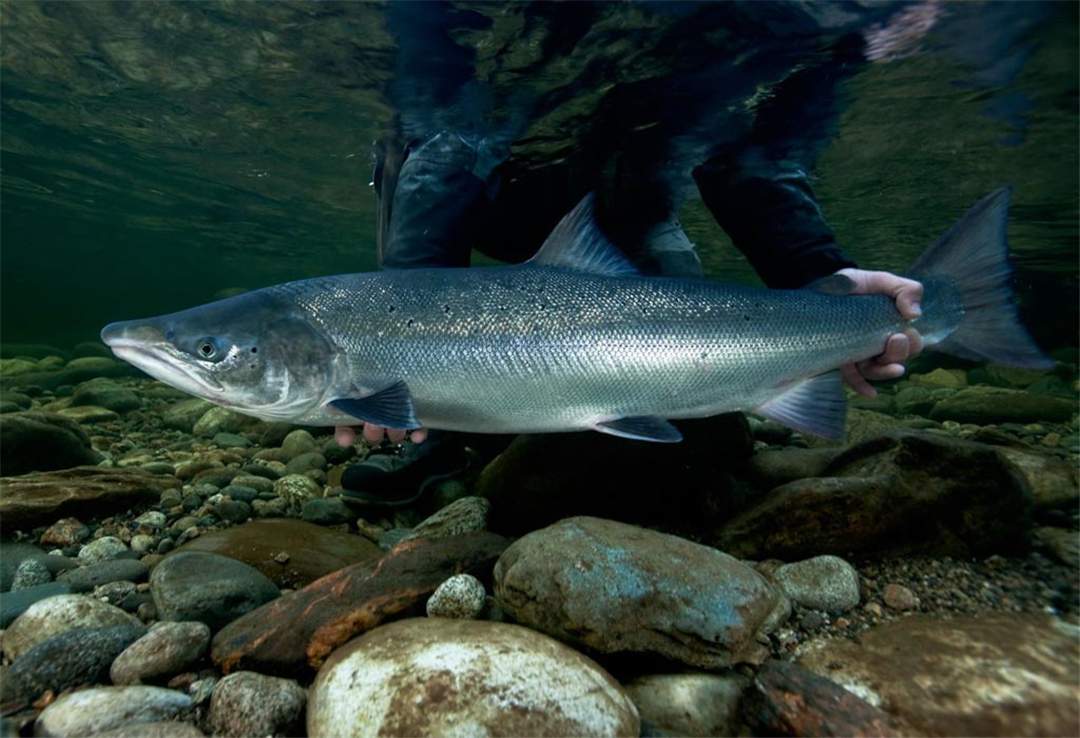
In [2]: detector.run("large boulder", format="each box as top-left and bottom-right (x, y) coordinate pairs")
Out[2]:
(0, 412), (99, 475)
(716, 430), (1034, 560)
(929, 386), (1075, 424)
(798, 614), (1080, 737)
(70, 378), (141, 413)
(172, 519), (381, 589)
(494, 517), (785, 669)
(150, 552), (279, 632)
(308, 618), (639, 737)
(0, 467), (177, 529)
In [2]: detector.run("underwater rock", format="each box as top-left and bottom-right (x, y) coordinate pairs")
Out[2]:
(70, 377), (141, 412)
(284, 451), (326, 475)
(930, 386), (1075, 424)
(40, 516), (91, 547)
(426, 573), (486, 619)
(207, 671), (306, 738)
(110, 622), (211, 682)
(211, 531), (508, 675)
(0, 542), (68, 591)
(0, 343), (68, 360)
(193, 405), (263, 437)
(774, 555), (860, 612)
(307, 618), (639, 738)
(11, 557), (53, 590)
(1, 623), (146, 702)
(34, 686), (193, 738)
(994, 446), (1079, 512)
(160, 398), (214, 433)
(493, 516), (783, 669)
(1, 582), (73, 628)
(56, 404), (122, 424)
(3, 593), (142, 662)
(908, 368), (968, 389)
(716, 430), (1033, 560)
(1036, 526), (1080, 569)
(59, 559), (148, 593)
(211, 432), (251, 449)
(280, 429), (318, 457)
(271, 473), (321, 511)
(150, 552), (279, 632)
(0, 357), (39, 376)
(171, 519), (381, 589)
(300, 496), (353, 526)
(624, 672), (749, 737)
(0, 411), (99, 475)
(477, 414), (753, 536)
(2, 356), (138, 391)
(797, 613), (1080, 737)
(744, 660), (895, 737)
(0, 466), (176, 529)
(748, 447), (841, 489)
(403, 496), (490, 542)
(77, 535), (130, 564)
(90, 721), (205, 738)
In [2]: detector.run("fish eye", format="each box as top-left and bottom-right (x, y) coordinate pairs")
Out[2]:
(196, 337), (220, 360)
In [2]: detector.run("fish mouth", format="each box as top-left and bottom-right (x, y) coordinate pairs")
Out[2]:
(103, 329), (224, 397)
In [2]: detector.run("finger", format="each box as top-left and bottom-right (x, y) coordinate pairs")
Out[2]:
(334, 426), (356, 447)
(409, 428), (429, 444)
(842, 362), (877, 398)
(905, 328), (924, 357)
(894, 282), (923, 320)
(362, 423), (385, 444)
(857, 359), (906, 381)
(386, 428), (407, 444)
(876, 333), (910, 366)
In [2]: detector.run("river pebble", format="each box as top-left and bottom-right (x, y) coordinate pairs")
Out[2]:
(774, 555), (861, 612)
(111, 621), (211, 685)
(207, 671), (306, 738)
(35, 685), (193, 738)
(426, 573), (486, 619)
(150, 552), (279, 631)
(3, 594), (142, 661)
(78, 536), (129, 564)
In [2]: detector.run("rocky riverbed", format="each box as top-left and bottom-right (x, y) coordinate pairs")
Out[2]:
(0, 347), (1078, 737)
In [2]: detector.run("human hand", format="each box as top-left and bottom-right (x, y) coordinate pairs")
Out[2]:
(334, 425), (428, 447)
(835, 268), (925, 398)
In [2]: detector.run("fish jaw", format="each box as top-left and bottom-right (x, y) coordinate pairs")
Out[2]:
(100, 320), (227, 402)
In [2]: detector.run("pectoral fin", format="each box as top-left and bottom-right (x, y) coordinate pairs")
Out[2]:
(755, 371), (847, 440)
(594, 415), (683, 443)
(330, 381), (420, 429)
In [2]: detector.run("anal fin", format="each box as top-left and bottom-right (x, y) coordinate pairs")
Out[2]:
(330, 381), (420, 430)
(755, 371), (847, 440)
(594, 415), (682, 443)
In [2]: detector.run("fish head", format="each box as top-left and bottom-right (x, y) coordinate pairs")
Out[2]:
(101, 291), (339, 421)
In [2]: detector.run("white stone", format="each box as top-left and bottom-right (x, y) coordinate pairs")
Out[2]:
(308, 618), (638, 737)
(35, 686), (192, 738)
(426, 574), (486, 619)
(3, 594), (141, 661)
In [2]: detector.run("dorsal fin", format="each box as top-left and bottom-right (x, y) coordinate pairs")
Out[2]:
(527, 194), (638, 277)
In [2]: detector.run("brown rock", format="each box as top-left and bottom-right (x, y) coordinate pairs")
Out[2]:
(744, 660), (894, 737)
(798, 614), (1080, 737)
(717, 430), (1033, 560)
(172, 519), (381, 589)
(882, 583), (918, 611)
(0, 467), (179, 529)
(211, 531), (508, 675)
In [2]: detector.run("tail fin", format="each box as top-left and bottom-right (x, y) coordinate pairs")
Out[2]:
(906, 187), (1053, 369)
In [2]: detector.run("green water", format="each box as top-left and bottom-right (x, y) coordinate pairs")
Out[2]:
(1, 1), (1077, 351)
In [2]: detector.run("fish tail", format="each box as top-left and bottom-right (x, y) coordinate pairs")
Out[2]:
(905, 186), (1052, 369)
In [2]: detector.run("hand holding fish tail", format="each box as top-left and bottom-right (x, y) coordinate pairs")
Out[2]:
(835, 268), (925, 397)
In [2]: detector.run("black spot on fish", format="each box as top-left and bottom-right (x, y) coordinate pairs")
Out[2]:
(250, 347), (258, 353)
(406, 319), (414, 328)
(443, 305), (451, 314)
(388, 306), (395, 314)
(744, 315), (751, 321)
